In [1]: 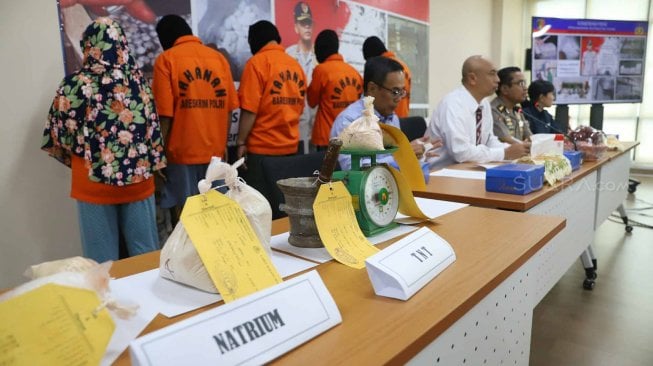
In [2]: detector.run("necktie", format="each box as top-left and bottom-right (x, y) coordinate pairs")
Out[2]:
(475, 107), (483, 145)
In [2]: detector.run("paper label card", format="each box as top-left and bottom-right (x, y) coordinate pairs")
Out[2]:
(366, 227), (456, 300)
(395, 197), (468, 225)
(0, 283), (115, 366)
(313, 182), (379, 269)
(181, 190), (282, 303)
(130, 270), (341, 366)
(430, 168), (486, 180)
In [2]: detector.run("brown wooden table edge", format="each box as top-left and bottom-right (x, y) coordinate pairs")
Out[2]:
(388, 216), (566, 364)
(415, 141), (639, 212)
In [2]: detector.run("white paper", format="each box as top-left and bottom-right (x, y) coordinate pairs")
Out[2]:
(430, 168), (486, 180)
(477, 163), (504, 170)
(130, 271), (341, 366)
(102, 293), (159, 366)
(366, 227), (456, 301)
(368, 225), (419, 245)
(271, 250), (319, 277)
(271, 232), (332, 264)
(531, 133), (564, 157)
(110, 251), (317, 319)
(111, 269), (222, 318)
(271, 225), (418, 263)
(394, 197), (468, 224)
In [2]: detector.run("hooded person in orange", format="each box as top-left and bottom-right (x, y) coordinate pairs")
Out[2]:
(362, 36), (412, 118)
(237, 20), (306, 198)
(152, 15), (239, 216)
(307, 29), (362, 149)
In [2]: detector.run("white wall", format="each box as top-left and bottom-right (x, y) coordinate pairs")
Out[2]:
(496, 0), (528, 69)
(428, 0), (526, 112)
(0, 0), (81, 288)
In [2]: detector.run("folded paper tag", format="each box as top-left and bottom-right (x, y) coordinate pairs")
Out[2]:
(365, 227), (456, 300)
(388, 165), (432, 224)
(0, 283), (114, 366)
(313, 181), (379, 269)
(180, 190), (282, 303)
(130, 270), (341, 366)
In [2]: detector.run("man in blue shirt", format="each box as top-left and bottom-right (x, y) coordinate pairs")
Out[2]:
(330, 56), (440, 170)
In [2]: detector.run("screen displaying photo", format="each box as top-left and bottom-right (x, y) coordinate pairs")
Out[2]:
(531, 17), (648, 104)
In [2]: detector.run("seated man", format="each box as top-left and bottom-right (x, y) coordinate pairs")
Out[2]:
(426, 56), (529, 170)
(330, 56), (440, 170)
(362, 36), (412, 118)
(491, 66), (532, 144)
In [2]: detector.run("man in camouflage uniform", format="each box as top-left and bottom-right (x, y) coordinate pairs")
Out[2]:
(491, 66), (532, 144)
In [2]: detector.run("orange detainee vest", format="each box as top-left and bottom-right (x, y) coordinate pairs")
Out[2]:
(307, 54), (363, 146)
(152, 35), (239, 164)
(238, 44), (306, 155)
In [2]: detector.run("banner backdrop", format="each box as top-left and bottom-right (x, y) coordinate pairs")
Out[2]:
(57, 0), (429, 150)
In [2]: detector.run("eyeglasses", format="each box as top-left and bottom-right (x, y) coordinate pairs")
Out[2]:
(377, 84), (407, 98)
(510, 80), (527, 88)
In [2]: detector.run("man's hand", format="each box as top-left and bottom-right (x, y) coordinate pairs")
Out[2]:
(156, 168), (167, 182)
(236, 144), (248, 171)
(504, 142), (531, 160)
(236, 110), (256, 171)
(410, 136), (443, 160)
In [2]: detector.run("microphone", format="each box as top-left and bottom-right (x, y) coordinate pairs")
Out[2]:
(520, 109), (566, 135)
(520, 108), (577, 149)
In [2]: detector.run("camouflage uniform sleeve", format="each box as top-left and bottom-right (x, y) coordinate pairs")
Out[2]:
(491, 104), (512, 140)
(519, 112), (533, 140)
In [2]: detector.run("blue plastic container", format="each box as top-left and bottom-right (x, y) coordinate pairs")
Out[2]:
(563, 151), (583, 171)
(485, 164), (545, 195)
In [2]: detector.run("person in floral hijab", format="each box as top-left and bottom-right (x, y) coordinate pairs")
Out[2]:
(42, 18), (166, 262)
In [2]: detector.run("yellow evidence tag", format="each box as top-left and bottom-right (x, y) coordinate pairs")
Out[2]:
(380, 123), (427, 191)
(313, 182), (379, 269)
(388, 166), (431, 222)
(181, 190), (282, 303)
(0, 283), (114, 366)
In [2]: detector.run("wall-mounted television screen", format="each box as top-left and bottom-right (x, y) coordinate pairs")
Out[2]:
(531, 17), (648, 104)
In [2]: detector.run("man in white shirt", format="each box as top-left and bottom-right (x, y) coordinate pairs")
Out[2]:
(426, 56), (530, 170)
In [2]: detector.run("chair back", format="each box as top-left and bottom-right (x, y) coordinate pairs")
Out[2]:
(399, 116), (427, 141)
(261, 151), (334, 219)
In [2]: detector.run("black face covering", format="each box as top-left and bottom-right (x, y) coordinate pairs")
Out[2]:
(362, 36), (387, 60)
(315, 30), (339, 63)
(248, 20), (281, 55)
(156, 14), (193, 51)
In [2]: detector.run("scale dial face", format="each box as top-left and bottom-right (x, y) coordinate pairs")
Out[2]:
(361, 166), (399, 227)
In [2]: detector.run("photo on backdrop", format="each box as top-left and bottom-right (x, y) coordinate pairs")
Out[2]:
(57, 0), (191, 76)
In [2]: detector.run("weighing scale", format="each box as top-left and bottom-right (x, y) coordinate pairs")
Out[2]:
(332, 147), (400, 236)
